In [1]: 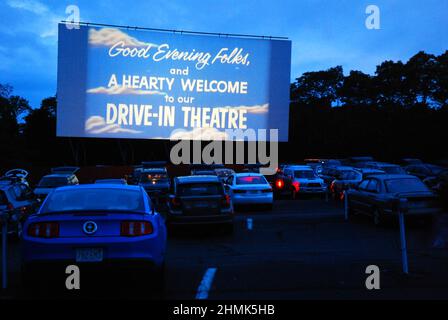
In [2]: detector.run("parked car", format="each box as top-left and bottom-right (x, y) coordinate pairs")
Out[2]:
(355, 168), (386, 178)
(224, 173), (273, 210)
(22, 184), (167, 291)
(281, 165), (326, 198)
(342, 156), (375, 168)
(328, 167), (363, 200)
(190, 164), (220, 176)
(167, 176), (233, 232)
(0, 172), (40, 238)
(34, 167), (79, 200)
(405, 164), (445, 180)
(364, 162), (407, 174)
(215, 168), (235, 182)
(423, 170), (448, 209)
(94, 178), (127, 185)
(399, 158), (423, 166)
(0, 169), (31, 187)
(347, 174), (442, 226)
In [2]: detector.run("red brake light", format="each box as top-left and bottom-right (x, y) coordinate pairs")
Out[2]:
(292, 181), (300, 192)
(275, 179), (284, 189)
(221, 194), (231, 208)
(121, 221), (153, 237)
(27, 222), (59, 238)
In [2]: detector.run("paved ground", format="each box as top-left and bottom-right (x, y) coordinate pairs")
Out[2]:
(1, 198), (448, 300)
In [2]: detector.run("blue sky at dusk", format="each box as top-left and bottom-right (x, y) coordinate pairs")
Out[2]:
(0, 0), (447, 109)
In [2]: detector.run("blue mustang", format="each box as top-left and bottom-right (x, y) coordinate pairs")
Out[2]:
(21, 184), (167, 291)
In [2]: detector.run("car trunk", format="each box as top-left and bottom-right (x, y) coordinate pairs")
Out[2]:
(32, 212), (147, 238)
(179, 195), (222, 215)
(399, 192), (439, 209)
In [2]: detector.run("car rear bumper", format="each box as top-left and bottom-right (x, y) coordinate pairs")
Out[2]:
(299, 188), (326, 194)
(22, 235), (164, 266)
(232, 194), (273, 205)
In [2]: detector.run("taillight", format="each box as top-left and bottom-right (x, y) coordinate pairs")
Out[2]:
(275, 179), (284, 189)
(330, 181), (335, 192)
(27, 222), (59, 238)
(292, 181), (300, 192)
(221, 194), (231, 208)
(121, 221), (153, 237)
(171, 197), (182, 209)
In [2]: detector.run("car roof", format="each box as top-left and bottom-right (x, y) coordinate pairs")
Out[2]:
(284, 165), (313, 170)
(41, 173), (73, 178)
(368, 174), (418, 180)
(53, 184), (142, 191)
(367, 162), (399, 167)
(176, 175), (220, 184)
(332, 166), (356, 171)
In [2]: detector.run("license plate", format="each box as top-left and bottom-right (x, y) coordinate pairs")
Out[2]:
(248, 190), (261, 194)
(76, 248), (103, 262)
(193, 201), (209, 208)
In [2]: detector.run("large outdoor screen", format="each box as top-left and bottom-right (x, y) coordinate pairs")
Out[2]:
(57, 23), (291, 141)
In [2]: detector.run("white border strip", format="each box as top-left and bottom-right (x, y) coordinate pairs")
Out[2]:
(196, 268), (217, 300)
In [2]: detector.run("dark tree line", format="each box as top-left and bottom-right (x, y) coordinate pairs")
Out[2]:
(288, 50), (448, 161)
(1, 50), (448, 171)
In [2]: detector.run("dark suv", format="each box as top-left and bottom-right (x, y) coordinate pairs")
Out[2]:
(167, 176), (233, 232)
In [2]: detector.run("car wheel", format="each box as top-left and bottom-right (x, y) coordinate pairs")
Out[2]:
(223, 222), (234, 234)
(373, 209), (383, 226)
(291, 188), (297, 200)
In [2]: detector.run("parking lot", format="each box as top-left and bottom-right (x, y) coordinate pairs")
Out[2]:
(2, 197), (448, 300)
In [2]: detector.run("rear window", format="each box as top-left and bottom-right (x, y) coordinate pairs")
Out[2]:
(38, 177), (69, 188)
(294, 170), (316, 179)
(384, 178), (430, 193)
(236, 176), (268, 185)
(139, 173), (168, 183)
(336, 171), (361, 180)
(40, 188), (145, 214)
(178, 183), (223, 196)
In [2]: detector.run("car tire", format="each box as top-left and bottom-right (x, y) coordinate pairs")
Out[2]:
(373, 209), (383, 226)
(223, 222), (234, 234)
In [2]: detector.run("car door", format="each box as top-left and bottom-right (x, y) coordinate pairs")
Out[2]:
(349, 179), (370, 212)
(361, 179), (381, 214)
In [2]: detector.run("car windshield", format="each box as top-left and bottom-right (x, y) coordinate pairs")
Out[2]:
(236, 176), (267, 185)
(294, 170), (316, 179)
(38, 177), (69, 188)
(139, 173), (168, 183)
(178, 183), (223, 196)
(336, 171), (361, 180)
(40, 188), (145, 214)
(384, 178), (430, 193)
